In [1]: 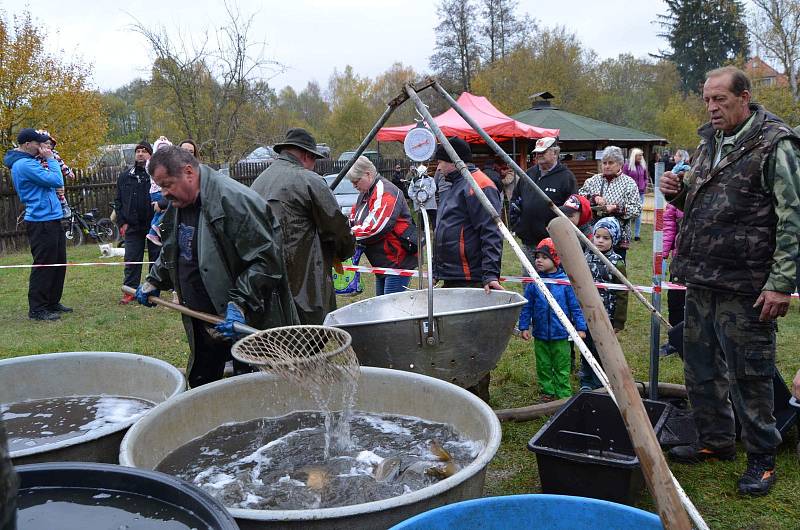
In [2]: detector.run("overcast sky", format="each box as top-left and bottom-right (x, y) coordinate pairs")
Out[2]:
(4, 0), (752, 94)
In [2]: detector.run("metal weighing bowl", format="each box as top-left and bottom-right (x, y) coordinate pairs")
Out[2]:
(120, 367), (502, 530)
(324, 288), (526, 388)
(1, 351), (185, 465)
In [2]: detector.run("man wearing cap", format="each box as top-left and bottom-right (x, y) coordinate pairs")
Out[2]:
(510, 137), (576, 261)
(115, 140), (160, 304)
(251, 128), (354, 324)
(4, 128), (71, 321)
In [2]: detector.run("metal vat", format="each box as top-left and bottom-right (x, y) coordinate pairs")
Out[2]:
(120, 367), (502, 530)
(1, 351), (185, 465)
(324, 288), (526, 388)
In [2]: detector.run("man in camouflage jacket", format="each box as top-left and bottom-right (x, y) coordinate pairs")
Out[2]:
(660, 66), (800, 496)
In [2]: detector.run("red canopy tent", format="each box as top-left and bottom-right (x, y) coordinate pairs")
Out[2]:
(376, 92), (559, 144)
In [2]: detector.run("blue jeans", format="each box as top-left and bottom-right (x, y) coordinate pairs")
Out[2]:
(376, 274), (411, 296)
(633, 192), (645, 238)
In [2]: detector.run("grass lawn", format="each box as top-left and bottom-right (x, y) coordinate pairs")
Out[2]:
(1, 225), (799, 529)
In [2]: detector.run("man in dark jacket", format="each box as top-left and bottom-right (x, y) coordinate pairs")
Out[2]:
(115, 140), (160, 303)
(661, 66), (800, 496)
(511, 137), (576, 261)
(4, 128), (70, 321)
(251, 128), (354, 324)
(135, 146), (298, 387)
(433, 137), (503, 291)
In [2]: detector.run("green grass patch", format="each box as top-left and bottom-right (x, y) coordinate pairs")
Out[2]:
(1, 226), (799, 528)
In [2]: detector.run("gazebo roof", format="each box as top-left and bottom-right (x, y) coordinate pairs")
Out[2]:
(512, 106), (667, 144)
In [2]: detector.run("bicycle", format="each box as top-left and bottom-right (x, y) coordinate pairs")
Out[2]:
(62, 199), (118, 247)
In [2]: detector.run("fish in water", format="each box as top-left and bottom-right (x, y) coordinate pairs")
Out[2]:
(303, 467), (330, 491)
(373, 443), (459, 484)
(428, 440), (452, 462)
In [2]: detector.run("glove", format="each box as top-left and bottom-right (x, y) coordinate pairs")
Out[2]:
(135, 282), (160, 307)
(214, 302), (246, 339)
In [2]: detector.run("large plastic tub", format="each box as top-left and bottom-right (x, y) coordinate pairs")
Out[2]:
(527, 392), (669, 505)
(14, 462), (237, 529)
(1, 352), (185, 465)
(389, 494), (663, 529)
(120, 367), (502, 530)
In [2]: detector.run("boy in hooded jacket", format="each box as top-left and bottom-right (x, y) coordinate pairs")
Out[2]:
(518, 238), (587, 401)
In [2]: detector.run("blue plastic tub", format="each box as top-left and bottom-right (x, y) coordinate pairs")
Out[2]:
(390, 494), (663, 530)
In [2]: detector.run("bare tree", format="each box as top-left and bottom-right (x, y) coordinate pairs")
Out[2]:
(750, 0), (800, 101)
(429, 0), (481, 92)
(480, 0), (528, 64)
(129, 2), (283, 162)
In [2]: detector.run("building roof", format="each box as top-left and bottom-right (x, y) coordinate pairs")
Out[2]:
(512, 106), (667, 144)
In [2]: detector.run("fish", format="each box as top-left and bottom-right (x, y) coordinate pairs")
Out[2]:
(373, 456), (402, 482)
(428, 440), (452, 462)
(425, 461), (458, 479)
(303, 467), (330, 491)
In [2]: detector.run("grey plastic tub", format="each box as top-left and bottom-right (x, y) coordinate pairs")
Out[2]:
(120, 367), (502, 530)
(1, 351), (185, 465)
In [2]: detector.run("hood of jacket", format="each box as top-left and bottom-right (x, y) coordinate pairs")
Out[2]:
(4, 149), (33, 169)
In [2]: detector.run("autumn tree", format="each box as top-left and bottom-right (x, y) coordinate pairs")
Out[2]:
(656, 0), (750, 94)
(749, 0), (800, 101)
(325, 66), (378, 154)
(471, 26), (597, 116)
(654, 93), (707, 149)
(430, 0), (481, 93)
(0, 10), (107, 167)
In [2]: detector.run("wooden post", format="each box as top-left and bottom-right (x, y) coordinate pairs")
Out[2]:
(548, 216), (691, 530)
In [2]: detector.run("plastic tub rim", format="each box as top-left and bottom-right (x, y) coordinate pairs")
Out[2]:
(388, 493), (662, 529)
(120, 366), (502, 523)
(324, 288), (527, 328)
(14, 461), (237, 528)
(2, 351), (186, 459)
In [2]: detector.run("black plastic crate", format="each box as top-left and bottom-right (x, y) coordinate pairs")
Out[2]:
(527, 392), (669, 506)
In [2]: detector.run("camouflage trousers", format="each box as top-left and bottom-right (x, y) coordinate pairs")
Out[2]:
(683, 287), (781, 454)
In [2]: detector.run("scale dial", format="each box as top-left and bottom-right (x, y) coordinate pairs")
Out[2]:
(403, 126), (437, 162)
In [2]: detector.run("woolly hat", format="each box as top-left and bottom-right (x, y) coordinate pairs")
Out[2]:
(561, 193), (593, 226)
(593, 217), (622, 247)
(433, 136), (472, 163)
(534, 237), (560, 268)
(135, 140), (153, 155)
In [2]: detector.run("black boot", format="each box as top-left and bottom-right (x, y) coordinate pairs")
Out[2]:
(737, 454), (776, 496)
(668, 442), (736, 464)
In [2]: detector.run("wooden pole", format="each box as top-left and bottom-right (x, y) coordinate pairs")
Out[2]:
(548, 216), (691, 530)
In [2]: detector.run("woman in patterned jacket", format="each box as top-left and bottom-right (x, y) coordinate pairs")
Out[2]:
(578, 146), (642, 259)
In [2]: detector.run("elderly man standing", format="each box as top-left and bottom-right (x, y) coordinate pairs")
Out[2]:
(510, 137), (576, 262)
(135, 146), (298, 387)
(661, 66), (800, 496)
(251, 128), (354, 324)
(4, 128), (70, 321)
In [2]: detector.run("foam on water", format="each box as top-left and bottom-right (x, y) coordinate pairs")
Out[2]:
(2, 395), (155, 453)
(156, 410), (478, 510)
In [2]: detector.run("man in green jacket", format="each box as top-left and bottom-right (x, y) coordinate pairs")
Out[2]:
(135, 146), (298, 387)
(661, 66), (800, 496)
(252, 128), (354, 324)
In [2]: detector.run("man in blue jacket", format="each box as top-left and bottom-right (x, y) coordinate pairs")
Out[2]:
(4, 128), (70, 321)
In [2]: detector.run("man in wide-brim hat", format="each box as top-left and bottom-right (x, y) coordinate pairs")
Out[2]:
(251, 128), (354, 324)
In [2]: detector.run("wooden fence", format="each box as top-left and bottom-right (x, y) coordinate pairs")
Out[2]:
(0, 158), (404, 254)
